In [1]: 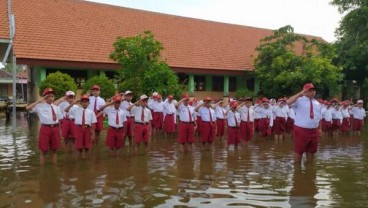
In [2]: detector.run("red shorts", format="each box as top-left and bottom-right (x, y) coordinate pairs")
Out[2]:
(254, 119), (259, 132)
(340, 118), (350, 132)
(75, 125), (92, 150)
(134, 123), (150, 143)
(216, 119), (225, 137)
(196, 116), (202, 133)
(105, 127), (124, 149)
(200, 121), (215, 143)
(124, 117), (135, 137)
(164, 114), (176, 133)
(178, 122), (195, 143)
(38, 124), (61, 152)
(286, 118), (294, 133)
(240, 121), (254, 141)
(153, 112), (164, 129)
(94, 112), (104, 132)
(332, 119), (341, 130)
(227, 127), (240, 145)
(273, 117), (286, 135)
(352, 118), (363, 131)
(293, 125), (319, 154)
(61, 119), (76, 139)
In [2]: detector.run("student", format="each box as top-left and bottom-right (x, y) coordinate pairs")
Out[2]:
(272, 98), (289, 141)
(163, 95), (177, 137)
(226, 102), (241, 150)
(214, 100), (226, 140)
(98, 95), (127, 156)
(120, 90), (134, 148)
(66, 94), (97, 158)
(340, 102), (351, 135)
(350, 100), (366, 136)
(176, 94), (197, 152)
(238, 97), (254, 143)
(54, 90), (78, 152)
(151, 94), (165, 134)
(195, 97), (216, 150)
(258, 98), (274, 137)
(286, 103), (296, 138)
(88, 85), (105, 145)
(287, 83), (322, 164)
(321, 101), (332, 136)
(127, 95), (153, 154)
(26, 88), (64, 165)
(331, 103), (343, 137)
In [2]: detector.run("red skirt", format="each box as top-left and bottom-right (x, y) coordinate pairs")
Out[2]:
(216, 119), (225, 137)
(258, 118), (271, 137)
(164, 114), (175, 133)
(321, 119), (331, 132)
(273, 117), (287, 135)
(332, 119), (341, 130)
(340, 118), (350, 132)
(240, 121), (254, 141)
(153, 112), (164, 129)
(285, 118), (294, 133)
(352, 118), (364, 131)
(227, 127), (240, 144)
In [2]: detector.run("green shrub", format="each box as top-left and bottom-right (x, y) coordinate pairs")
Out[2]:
(39, 71), (77, 99)
(81, 74), (115, 99)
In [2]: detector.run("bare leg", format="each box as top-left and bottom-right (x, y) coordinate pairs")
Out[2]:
(179, 144), (185, 152)
(187, 143), (192, 152)
(40, 152), (46, 165)
(306, 153), (314, 163)
(51, 151), (57, 164)
(294, 153), (303, 164)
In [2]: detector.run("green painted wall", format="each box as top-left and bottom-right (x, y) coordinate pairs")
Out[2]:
(236, 76), (247, 90)
(224, 75), (229, 96)
(205, 75), (212, 91)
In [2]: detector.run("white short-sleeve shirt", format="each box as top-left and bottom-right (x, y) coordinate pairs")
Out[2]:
(178, 104), (195, 122)
(131, 106), (153, 123)
(58, 101), (78, 119)
(88, 96), (105, 112)
(103, 106), (127, 128)
(198, 107), (216, 122)
(32, 103), (63, 124)
(351, 107), (366, 120)
(293, 96), (322, 128)
(227, 110), (241, 127)
(69, 107), (97, 126)
(238, 106), (255, 122)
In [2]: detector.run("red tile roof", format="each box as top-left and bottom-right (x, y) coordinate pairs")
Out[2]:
(1, 0), (322, 73)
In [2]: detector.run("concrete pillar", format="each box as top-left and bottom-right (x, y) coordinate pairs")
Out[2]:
(188, 74), (195, 95)
(254, 78), (260, 95)
(205, 75), (212, 91)
(224, 75), (229, 96)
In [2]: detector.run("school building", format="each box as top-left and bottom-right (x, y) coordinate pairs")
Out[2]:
(0, 0), (319, 101)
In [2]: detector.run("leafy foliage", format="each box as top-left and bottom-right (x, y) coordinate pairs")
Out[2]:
(235, 88), (253, 99)
(39, 71), (77, 99)
(254, 25), (343, 98)
(331, 0), (368, 85)
(81, 74), (115, 99)
(110, 31), (183, 100)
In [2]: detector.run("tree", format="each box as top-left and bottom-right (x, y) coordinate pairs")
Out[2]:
(331, 0), (368, 98)
(110, 31), (183, 100)
(81, 74), (115, 99)
(254, 25), (343, 98)
(39, 71), (77, 99)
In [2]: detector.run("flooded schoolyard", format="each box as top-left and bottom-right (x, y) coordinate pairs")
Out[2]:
(0, 112), (367, 207)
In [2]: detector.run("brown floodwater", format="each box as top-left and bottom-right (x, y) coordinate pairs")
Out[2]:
(0, 112), (367, 208)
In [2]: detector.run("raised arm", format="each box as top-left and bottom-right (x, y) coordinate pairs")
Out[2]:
(64, 99), (80, 112)
(286, 90), (305, 105)
(25, 96), (47, 111)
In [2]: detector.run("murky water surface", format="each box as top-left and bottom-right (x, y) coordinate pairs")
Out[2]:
(1, 113), (368, 207)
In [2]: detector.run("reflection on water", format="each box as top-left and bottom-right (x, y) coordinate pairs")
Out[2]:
(0, 113), (368, 207)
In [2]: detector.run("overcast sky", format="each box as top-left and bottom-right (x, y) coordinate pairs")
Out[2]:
(88, 0), (343, 42)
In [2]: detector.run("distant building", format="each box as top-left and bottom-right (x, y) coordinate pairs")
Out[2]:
(0, 0), (320, 101)
(0, 68), (27, 100)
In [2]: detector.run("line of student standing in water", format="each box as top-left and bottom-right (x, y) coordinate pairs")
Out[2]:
(26, 84), (366, 165)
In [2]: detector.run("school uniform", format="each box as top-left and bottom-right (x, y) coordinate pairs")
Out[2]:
(292, 96), (322, 155)
(321, 106), (332, 132)
(31, 103), (63, 152)
(69, 107), (97, 150)
(340, 107), (350, 132)
(258, 107), (274, 137)
(238, 106), (254, 141)
(286, 107), (295, 134)
(88, 96), (106, 132)
(177, 104), (196, 143)
(131, 106), (153, 143)
(215, 106), (226, 137)
(198, 107), (216, 143)
(58, 101), (78, 139)
(331, 107), (342, 131)
(253, 104), (262, 132)
(103, 106), (127, 149)
(163, 101), (177, 133)
(151, 100), (165, 129)
(272, 105), (288, 135)
(351, 107), (366, 131)
(120, 100), (134, 137)
(226, 110), (241, 145)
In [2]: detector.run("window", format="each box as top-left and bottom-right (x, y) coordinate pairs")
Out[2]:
(212, 76), (224, 91)
(247, 78), (255, 91)
(178, 73), (188, 85)
(46, 69), (87, 89)
(194, 75), (206, 91)
(229, 77), (237, 92)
